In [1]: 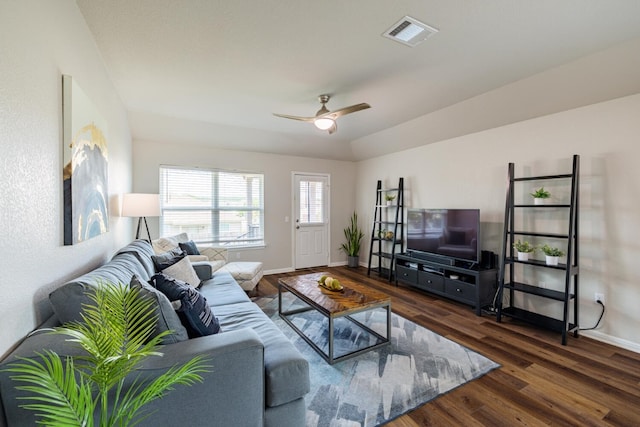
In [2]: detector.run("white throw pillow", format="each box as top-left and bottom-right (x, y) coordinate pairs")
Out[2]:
(162, 256), (201, 288)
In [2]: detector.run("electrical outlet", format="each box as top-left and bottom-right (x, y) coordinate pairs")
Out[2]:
(594, 293), (605, 304)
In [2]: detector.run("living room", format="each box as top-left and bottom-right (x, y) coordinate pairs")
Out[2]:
(2, 1), (640, 424)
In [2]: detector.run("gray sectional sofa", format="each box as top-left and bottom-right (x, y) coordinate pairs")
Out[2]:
(0, 240), (309, 427)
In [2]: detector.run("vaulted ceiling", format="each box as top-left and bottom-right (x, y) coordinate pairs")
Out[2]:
(76, 1), (640, 161)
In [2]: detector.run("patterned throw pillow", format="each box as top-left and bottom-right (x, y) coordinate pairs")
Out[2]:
(150, 273), (221, 337)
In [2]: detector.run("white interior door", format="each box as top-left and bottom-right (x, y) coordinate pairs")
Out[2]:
(294, 173), (329, 269)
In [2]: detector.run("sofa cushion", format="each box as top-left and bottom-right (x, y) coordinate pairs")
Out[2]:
(130, 276), (189, 344)
(199, 271), (251, 307)
(150, 273), (221, 337)
(179, 240), (200, 255)
(50, 252), (146, 324)
(115, 239), (157, 278)
(213, 302), (310, 407)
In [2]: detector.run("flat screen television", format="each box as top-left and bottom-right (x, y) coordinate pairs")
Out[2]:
(406, 208), (480, 264)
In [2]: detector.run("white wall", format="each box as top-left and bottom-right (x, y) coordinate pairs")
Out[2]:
(0, 2), (132, 357)
(356, 93), (640, 351)
(133, 141), (357, 271)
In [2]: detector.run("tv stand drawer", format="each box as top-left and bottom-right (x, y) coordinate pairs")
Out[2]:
(418, 271), (444, 292)
(396, 265), (418, 284)
(445, 279), (475, 304)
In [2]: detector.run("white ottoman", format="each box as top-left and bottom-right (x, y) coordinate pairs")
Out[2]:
(220, 261), (264, 292)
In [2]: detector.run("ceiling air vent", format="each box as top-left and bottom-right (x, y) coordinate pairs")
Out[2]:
(382, 16), (438, 47)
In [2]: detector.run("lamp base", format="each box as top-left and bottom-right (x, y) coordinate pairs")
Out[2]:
(135, 217), (152, 243)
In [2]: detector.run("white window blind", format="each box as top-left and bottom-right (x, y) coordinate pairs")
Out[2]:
(159, 166), (264, 247)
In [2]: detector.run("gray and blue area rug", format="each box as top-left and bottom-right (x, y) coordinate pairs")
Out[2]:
(256, 294), (499, 427)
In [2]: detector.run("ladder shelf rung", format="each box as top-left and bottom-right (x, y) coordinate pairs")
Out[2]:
(513, 173), (573, 182)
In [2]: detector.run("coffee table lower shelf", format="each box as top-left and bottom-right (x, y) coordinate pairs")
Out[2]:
(278, 291), (391, 365)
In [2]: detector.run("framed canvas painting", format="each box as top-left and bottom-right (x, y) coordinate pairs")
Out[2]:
(62, 75), (109, 245)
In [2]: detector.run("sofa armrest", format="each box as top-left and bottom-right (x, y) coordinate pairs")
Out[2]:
(134, 328), (265, 427)
(191, 261), (213, 281)
(1, 329), (266, 427)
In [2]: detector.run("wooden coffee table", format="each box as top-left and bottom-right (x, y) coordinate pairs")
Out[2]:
(278, 272), (391, 364)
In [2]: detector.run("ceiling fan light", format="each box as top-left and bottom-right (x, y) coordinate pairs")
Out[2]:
(314, 117), (334, 130)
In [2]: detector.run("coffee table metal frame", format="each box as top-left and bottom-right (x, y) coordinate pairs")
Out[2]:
(278, 275), (391, 365)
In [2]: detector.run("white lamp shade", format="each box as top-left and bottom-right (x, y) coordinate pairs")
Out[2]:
(121, 193), (161, 217)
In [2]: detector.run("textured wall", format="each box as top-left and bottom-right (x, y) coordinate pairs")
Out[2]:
(356, 93), (640, 351)
(0, 1), (132, 357)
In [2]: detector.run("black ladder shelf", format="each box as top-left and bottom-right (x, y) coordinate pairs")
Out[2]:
(367, 178), (404, 282)
(496, 155), (580, 345)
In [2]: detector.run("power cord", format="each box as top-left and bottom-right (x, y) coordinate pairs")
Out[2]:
(579, 300), (605, 331)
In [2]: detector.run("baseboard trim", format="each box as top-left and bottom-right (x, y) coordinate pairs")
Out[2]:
(581, 330), (640, 354)
(264, 267), (295, 275)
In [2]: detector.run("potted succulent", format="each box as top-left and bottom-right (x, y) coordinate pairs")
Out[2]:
(3, 283), (209, 426)
(540, 243), (565, 266)
(531, 187), (551, 205)
(378, 229), (394, 240)
(340, 211), (365, 267)
(385, 193), (396, 206)
(513, 240), (536, 261)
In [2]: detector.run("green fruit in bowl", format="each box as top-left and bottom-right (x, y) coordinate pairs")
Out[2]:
(318, 275), (328, 284)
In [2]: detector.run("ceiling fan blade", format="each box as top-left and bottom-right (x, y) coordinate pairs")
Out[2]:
(328, 122), (337, 135)
(272, 113), (315, 122)
(325, 103), (371, 120)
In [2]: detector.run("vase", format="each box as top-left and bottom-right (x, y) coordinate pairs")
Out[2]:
(534, 198), (546, 205)
(347, 255), (359, 268)
(545, 255), (559, 266)
(517, 251), (530, 261)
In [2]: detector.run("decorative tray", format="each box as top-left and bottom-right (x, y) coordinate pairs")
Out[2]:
(318, 283), (344, 292)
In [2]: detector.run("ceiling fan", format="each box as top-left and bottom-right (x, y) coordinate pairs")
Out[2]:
(273, 95), (370, 134)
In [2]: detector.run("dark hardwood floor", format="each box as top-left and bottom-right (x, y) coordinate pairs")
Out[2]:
(259, 266), (640, 427)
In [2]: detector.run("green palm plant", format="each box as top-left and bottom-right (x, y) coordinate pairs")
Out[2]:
(3, 283), (210, 427)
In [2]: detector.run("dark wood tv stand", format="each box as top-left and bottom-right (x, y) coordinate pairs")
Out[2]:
(395, 252), (497, 315)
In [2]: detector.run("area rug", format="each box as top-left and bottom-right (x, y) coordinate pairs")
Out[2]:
(255, 294), (499, 427)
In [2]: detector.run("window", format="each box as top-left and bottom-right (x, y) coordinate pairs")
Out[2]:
(298, 179), (325, 224)
(159, 166), (264, 247)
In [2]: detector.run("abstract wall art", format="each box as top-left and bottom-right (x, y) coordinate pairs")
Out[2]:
(62, 75), (109, 245)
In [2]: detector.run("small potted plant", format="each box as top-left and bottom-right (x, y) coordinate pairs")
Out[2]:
(531, 187), (551, 205)
(340, 211), (365, 267)
(385, 193), (396, 206)
(540, 244), (565, 266)
(378, 229), (394, 240)
(513, 240), (536, 261)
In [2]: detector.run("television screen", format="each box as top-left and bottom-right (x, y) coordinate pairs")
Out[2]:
(407, 209), (480, 262)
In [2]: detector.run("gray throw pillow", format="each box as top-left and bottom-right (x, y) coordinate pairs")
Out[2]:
(130, 275), (189, 344)
(151, 247), (185, 271)
(179, 240), (200, 255)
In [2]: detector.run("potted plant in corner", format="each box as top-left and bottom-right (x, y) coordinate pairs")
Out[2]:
(513, 240), (536, 261)
(3, 283), (209, 426)
(531, 187), (551, 205)
(541, 243), (565, 266)
(340, 211), (365, 268)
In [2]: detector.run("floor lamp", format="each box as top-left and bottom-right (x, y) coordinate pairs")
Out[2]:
(121, 193), (161, 242)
